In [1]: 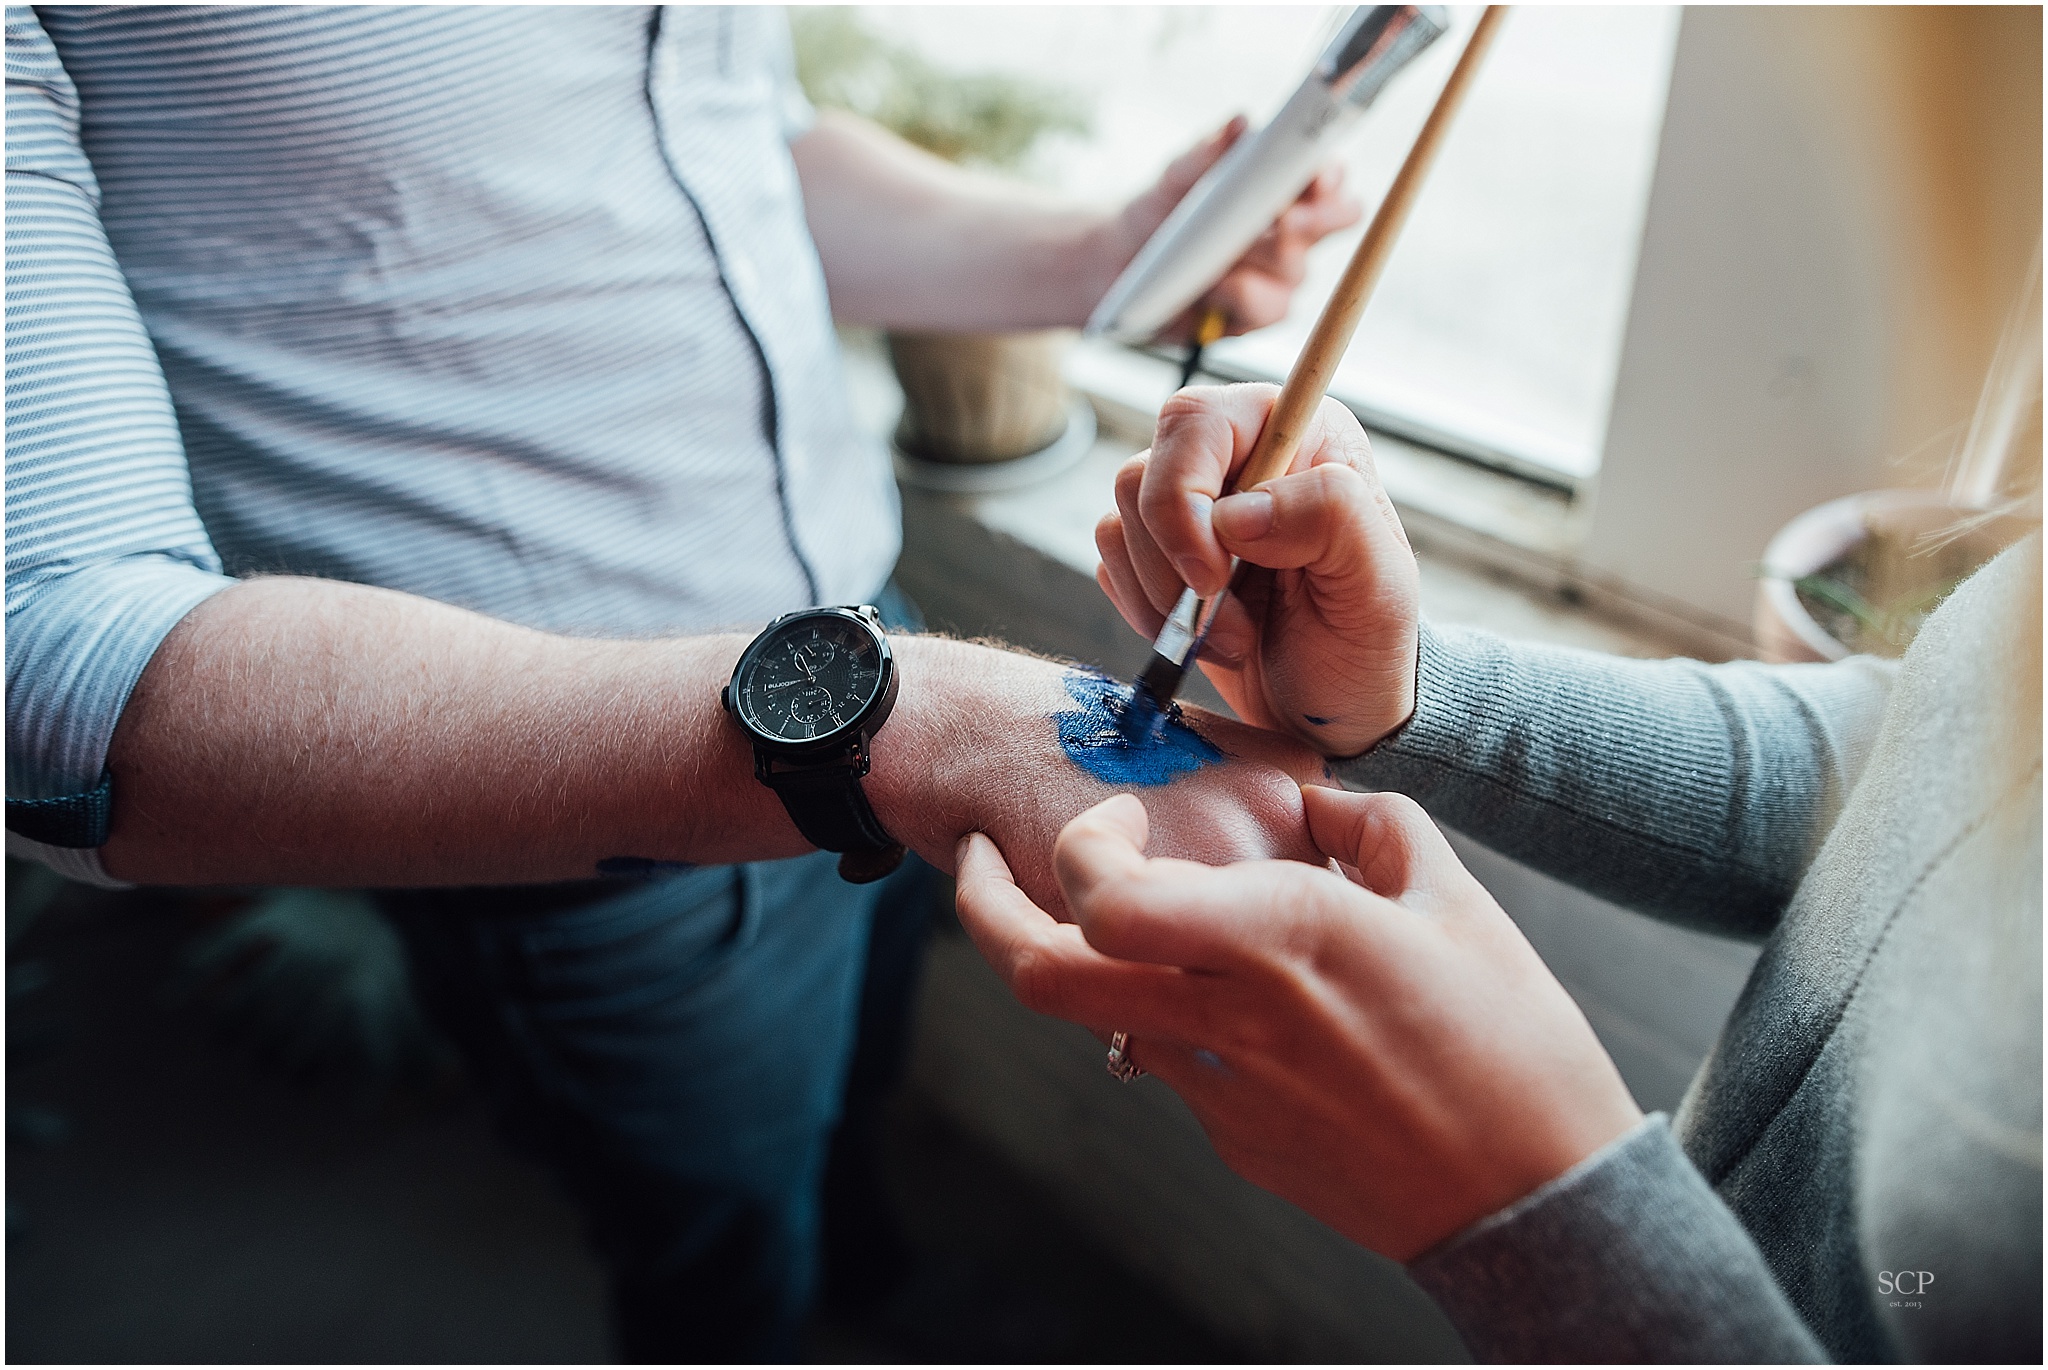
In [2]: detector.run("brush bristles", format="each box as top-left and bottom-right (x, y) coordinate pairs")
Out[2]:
(1119, 678), (1174, 744)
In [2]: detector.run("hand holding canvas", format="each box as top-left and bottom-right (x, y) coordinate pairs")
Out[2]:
(1106, 117), (1365, 342)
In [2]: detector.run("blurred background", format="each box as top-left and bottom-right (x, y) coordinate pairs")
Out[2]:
(9, 5), (2040, 1363)
(821, 3), (1681, 480)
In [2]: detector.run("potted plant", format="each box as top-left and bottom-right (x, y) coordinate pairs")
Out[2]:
(1755, 281), (2040, 662)
(791, 10), (1094, 474)
(1755, 490), (2032, 661)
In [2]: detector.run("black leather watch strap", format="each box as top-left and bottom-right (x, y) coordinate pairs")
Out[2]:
(762, 765), (892, 852)
(762, 762), (905, 884)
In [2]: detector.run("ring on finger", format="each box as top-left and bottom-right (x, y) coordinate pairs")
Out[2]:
(1106, 1030), (1145, 1083)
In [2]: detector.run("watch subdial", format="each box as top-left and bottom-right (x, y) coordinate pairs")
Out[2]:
(786, 684), (836, 725)
(790, 639), (840, 677)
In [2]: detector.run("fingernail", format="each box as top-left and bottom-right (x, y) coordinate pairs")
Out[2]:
(1200, 636), (1246, 668)
(1213, 490), (1275, 541)
(1175, 494), (1216, 586)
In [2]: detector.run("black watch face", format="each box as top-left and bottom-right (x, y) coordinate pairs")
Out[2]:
(736, 613), (887, 744)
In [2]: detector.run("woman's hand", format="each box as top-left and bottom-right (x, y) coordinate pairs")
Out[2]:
(1096, 385), (1421, 755)
(953, 787), (1643, 1262)
(867, 636), (1327, 921)
(1100, 117), (1363, 341)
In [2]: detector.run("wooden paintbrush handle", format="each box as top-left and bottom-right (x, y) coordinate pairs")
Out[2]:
(1233, 4), (1509, 493)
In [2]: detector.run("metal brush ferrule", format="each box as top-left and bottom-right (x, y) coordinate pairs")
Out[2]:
(1153, 562), (1239, 671)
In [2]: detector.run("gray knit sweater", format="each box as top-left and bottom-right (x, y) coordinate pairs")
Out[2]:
(1339, 539), (2042, 1362)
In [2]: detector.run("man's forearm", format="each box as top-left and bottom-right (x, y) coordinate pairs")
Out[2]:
(101, 575), (1328, 904)
(790, 110), (1122, 332)
(100, 577), (808, 886)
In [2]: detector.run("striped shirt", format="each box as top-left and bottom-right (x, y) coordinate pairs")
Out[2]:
(5, 6), (902, 881)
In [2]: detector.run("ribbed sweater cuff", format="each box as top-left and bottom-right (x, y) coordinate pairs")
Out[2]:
(1332, 619), (1479, 791)
(1408, 1115), (1825, 1363)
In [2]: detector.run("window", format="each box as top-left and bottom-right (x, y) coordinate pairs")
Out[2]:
(853, 5), (1682, 487)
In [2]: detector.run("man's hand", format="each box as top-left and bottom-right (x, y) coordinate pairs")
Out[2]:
(1095, 384), (1421, 755)
(871, 636), (1325, 919)
(1093, 116), (1364, 342)
(793, 111), (1358, 335)
(954, 788), (1643, 1263)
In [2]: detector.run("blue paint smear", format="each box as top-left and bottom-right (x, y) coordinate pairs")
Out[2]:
(1303, 713), (1335, 727)
(1057, 670), (1223, 786)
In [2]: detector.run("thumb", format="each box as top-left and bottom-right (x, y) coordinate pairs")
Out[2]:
(1210, 445), (1413, 637)
(1052, 793), (1152, 910)
(1212, 463), (1383, 575)
(1163, 113), (1248, 197)
(1301, 786), (1479, 917)
(1209, 398), (1393, 572)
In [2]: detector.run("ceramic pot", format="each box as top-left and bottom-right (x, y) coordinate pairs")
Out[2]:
(1754, 488), (2026, 662)
(887, 329), (1073, 465)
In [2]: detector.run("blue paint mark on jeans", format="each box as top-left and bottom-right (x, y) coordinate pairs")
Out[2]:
(1056, 670), (1222, 786)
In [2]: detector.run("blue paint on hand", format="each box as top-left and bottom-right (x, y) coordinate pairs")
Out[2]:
(1193, 1048), (1232, 1076)
(1119, 684), (1169, 745)
(1057, 670), (1223, 786)
(1303, 713), (1335, 727)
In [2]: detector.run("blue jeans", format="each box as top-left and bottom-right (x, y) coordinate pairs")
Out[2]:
(382, 849), (932, 1361)
(379, 583), (937, 1360)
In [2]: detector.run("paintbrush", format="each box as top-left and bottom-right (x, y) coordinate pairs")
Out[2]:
(1124, 4), (1509, 739)
(1178, 304), (1230, 389)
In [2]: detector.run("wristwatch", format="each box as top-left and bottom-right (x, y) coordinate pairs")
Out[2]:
(722, 604), (906, 884)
